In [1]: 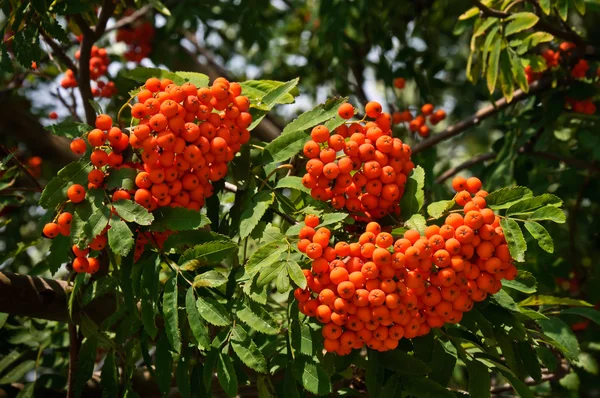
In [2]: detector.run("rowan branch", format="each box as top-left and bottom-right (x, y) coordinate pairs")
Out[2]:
(103, 5), (153, 35)
(412, 79), (550, 154)
(39, 30), (79, 74)
(0, 143), (43, 191)
(66, 323), (80, 398)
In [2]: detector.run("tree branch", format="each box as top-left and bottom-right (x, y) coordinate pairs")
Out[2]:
(0, 143), (43, 191)
(39, 30), (79, 74)
(103, 5), (153, 35)
(434, 152), (496, 184)
(412, 79), (550, 154)
(66, 323), (80, 398)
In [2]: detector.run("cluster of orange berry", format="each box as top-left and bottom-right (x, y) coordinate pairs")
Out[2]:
(60, 45), (116, 98)
(394, 103), (446, 138)
(116, 18), (155, 63)
(301, 101), (413, 220)
(43, 76), (251, 270)
(294, 177), (516, 355)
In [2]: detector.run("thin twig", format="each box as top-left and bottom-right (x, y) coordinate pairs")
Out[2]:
(434, 153), (496, 184)
(103, 5), (153, 35)
(0, 144), (43, 191)
(40, 30), (78, 74)
(412, 79), (551, 154)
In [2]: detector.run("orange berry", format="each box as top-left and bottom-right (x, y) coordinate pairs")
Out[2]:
(338, 103), (355, 119)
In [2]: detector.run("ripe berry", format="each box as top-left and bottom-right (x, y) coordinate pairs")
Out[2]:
(67, 184), (86, 203)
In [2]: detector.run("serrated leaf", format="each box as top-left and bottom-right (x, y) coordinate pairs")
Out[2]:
(430, 340), (457, 386)
(502, 270), (537, 293)
(163, 276), (181, 353)
(485, 186), (533, 209)
(217, 353), (238, 397)
(402, 376), (455, 398)
(319, 212), (350, 227)
(105, 168), (137, 192)
(257, 262), (285, 287)
(0, 351), (21, 375)
(509, 50), (529, 92)
(163, 230), (232, 252)
(405, 213), (426, 235)
(400, 166), (425, 218)
(71, 192), (110, 248)
(561, 307), (600, 326)
(237, 303), (279, 334)
(241, 80), (298, 104)
(487, 36), (502, 94)
(239, 191), (274, 238)
(523, 221), (554, 253)
(276, 176), (310, 194)
(46, 121), (92, 139)
(517, 32), (554, 55)
(0, 359), (34, 384)
(48, 234), (71, 275)
(459, 6), (479, 20)
(505, 12), (539, 36)
(196, 297), (230, 326)
(174, 71), (209, 88)
(482, 26), (500, 75)
(155, 331), (173, 394)
(261, 78), (299, 109)
(108, 217), (134, 256)
(256, 130), (309, 165)
(506, 193), (562, 215)
(112, 200), (154, 225)
(193, 270), (228, 288)
(427, 200), (455, 219)
(499, 51), (514, 102)
(528, 206), (566, 223)
(150, 207), (210, 231)
(518, 342), (542, 381)
(245, 240), (288, 275)
(121, 67), (185, 85)
(495, 368), (535, 398)
(185, 288), (210, 350)
(293, 358), (332, 396)
(492, 289), (521, 312)
(466, 360), (491, 398)
(537, 318), (580, 361)
(380, 374), (401, 396)
(519, 295), (593, 307)
(499, 218), (526, 262)
(73, 338), (97, 398)
(231, 325), (268, 374)
(282, 97), (347, 135)
(140, 256), (158, 338)
(180, 241), (237, 270)
(380, 350), (431, 375)
(287, 260), (307, 289)
(101, 352), (118, 398)
(39, 161), (91, 209)
(88, 100), (103, 115)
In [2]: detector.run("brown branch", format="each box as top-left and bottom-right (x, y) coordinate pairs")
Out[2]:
(66, 323), (80, 398)
(473, 0), (509, 18)
(103, 5), (154, 35)
(39, 30), (79, 74)
(491, 362), (569, 395)
(521, 150), (600, 172)
(412, 79), (551, 154)
(434, 152), (496, 184)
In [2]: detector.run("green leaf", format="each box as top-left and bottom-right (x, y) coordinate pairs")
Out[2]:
(105, 168), (137, 192)
(287, 260), (307, 289)
(121, 67), (184, 84)
(217, 353), (238, 398)
(504, 12), (539, 36)
(231, 325), (268, 373)
(380, 350), (431, 375)
(427, 200), (455, 219)
(319, 212), (350, 227)
(400, 166), (425, 218)
(16, 383), (34, 398)
(485, 186), (533, 209)
(237, 302), (279, 334)
(291, 322), (321, 357)
(276, 176), (311, 194)
(88, 100), (103, 115)
(48, 234), (71, 275)
(196, 297), (231, 326)
(539, 0), (551, 14)
(108, 217), (134, 256)
(519, 295), (593, 307)
(140, 256), (158, 338)
(174, 71), (209, 88)
(500, 218), (527, 262)
(39, 161), (91, 209)
(487, 36), (502, 94)
(573, 0), (585, 14)
(509, 50), (529, 93)
(528, 206), (566, 223)
(293, 358), (332, 396)
(0, 313), (7, 329)
(518, 342), (542, 381)
(164, 230), (232, 252)
(516, 32), (554, 55)
(71, 194), (111, 248)
(523, 221), (554, 253)
(401, 376), (455, 398)
(496, 368), (535, 398)
(241, 80), (298, 104)
(150, 207), (210, 231)
(537, 318), (580, 361)
(185, 288), (210, 350)
(163, 276), (181, 353)
(239, 191), (274, 238)
(261, 78), (299, 109)
(502, 270), (537, 293)
(257, 262), (284, 287)
(482, 26), (500, 74)
(112, 200), (154, 226)
(245, 240), (288, 275)
(101, 352), (118, 398)
(506, 194), (562, 215)
(282, 97), (347, 135)
(561, 307), (600, 325)
(46, 121), (92, 139)
(405, 214), (427, 235)
(492, 289), (521, 312)
(193, 270), (228, 288)
(499, 51), (514, 102)
(176, 356), (190, 398)
(155, 331), (173, 394)
(365, 351), (384, 397)
(430, 340), (457, 386)
(380, 374), (401, 396)
(0, 359), (34, 384)
(256, 130), (309, 165)
(74, 338), (97, 398)
(557, 0), (569, 20)
(459, 6), (479, 19)
(466, 360), (490, 398)
(180, 241), (237, 270)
